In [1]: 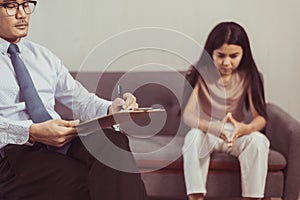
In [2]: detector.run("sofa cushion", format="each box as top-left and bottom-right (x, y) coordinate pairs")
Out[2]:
(129, 135), (286, 172)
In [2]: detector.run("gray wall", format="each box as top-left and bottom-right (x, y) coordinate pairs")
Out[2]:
(27, 0), (300, 121)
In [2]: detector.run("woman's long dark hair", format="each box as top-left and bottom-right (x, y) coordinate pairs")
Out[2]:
(183, 22), (267, 120)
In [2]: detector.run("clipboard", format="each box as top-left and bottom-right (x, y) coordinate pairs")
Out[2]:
(76, 108), (165, 136)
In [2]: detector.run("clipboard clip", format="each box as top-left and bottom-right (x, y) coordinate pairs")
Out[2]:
(112, 124), (122, 132)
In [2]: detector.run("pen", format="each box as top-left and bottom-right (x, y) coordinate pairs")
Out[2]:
(117, 84), (125, 111)
(117, 85), (122, 98)
(114, 84), (123, 131)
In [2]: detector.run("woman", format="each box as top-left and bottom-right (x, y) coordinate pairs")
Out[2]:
(182, 22), (269, 200)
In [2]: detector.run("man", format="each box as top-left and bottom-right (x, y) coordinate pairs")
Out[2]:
(0, 1), (148, 199)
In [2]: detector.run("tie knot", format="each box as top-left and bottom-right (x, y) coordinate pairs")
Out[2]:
(7, 43), (20, 55)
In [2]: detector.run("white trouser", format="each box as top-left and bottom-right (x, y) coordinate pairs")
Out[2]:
(182, 123), (270, 198)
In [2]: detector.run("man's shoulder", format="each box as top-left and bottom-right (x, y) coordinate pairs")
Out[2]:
(20, 40), (62, 66)
(22, 40), (59, 60)
(22, 40), (50, 51)
(22, 40), (54, 56)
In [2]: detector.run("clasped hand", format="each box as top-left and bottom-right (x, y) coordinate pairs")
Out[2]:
(216, 113), (250, 147)
(29, 93), (138, 147)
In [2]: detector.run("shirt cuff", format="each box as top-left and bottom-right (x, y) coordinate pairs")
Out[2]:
(0, 120), (32, 145)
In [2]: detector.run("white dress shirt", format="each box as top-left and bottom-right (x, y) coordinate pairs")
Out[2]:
(0, 38), (111, 149)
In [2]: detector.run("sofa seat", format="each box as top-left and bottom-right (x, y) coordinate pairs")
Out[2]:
(129, 135), (286, 171)
(129, 135), (287, 198)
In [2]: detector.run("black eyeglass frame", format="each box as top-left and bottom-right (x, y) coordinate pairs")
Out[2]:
(0, 1), (37, 16)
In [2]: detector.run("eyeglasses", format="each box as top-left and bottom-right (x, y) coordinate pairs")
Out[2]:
(0, 1), (37, 16)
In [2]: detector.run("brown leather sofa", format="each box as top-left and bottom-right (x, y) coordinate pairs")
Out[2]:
(55, 71), (300, 200)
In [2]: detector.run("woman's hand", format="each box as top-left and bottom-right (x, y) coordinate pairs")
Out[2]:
(29, 119), (79, 147)
(208, 113), (231, 143)
(227, 113), (251, 145)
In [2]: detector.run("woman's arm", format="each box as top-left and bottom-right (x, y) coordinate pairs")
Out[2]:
(229, 88), (267, 142)
(183, 84), (227, 140)
(247, 88), (267, 132)
(183, 85), (206, 131)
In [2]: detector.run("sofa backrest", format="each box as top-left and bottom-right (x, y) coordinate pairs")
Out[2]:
(55, 71), (190, 136)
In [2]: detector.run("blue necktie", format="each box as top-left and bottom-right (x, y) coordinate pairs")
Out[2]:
(8, 44), (69, 154)
(7, 44), (52, 123)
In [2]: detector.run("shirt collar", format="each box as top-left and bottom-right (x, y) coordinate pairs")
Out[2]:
(0, 37), (24, 55)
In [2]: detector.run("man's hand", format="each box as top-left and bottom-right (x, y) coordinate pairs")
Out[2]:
(109, 92), (138, 114)
(29, 119), (78, 147)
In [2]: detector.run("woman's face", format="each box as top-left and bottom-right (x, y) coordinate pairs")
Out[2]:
(212, 43), (243, 76)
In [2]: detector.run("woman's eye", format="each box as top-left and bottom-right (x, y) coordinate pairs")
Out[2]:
(230, 54), (239, 59)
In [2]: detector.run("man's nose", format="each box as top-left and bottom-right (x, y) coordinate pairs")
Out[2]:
(16, 5), (26, 18)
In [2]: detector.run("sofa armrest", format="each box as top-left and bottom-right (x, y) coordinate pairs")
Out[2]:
(265, 103), (300, 200)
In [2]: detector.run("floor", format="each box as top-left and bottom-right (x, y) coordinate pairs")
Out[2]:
(148, 191), (300, 200)
(149, 198), (283, 200)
